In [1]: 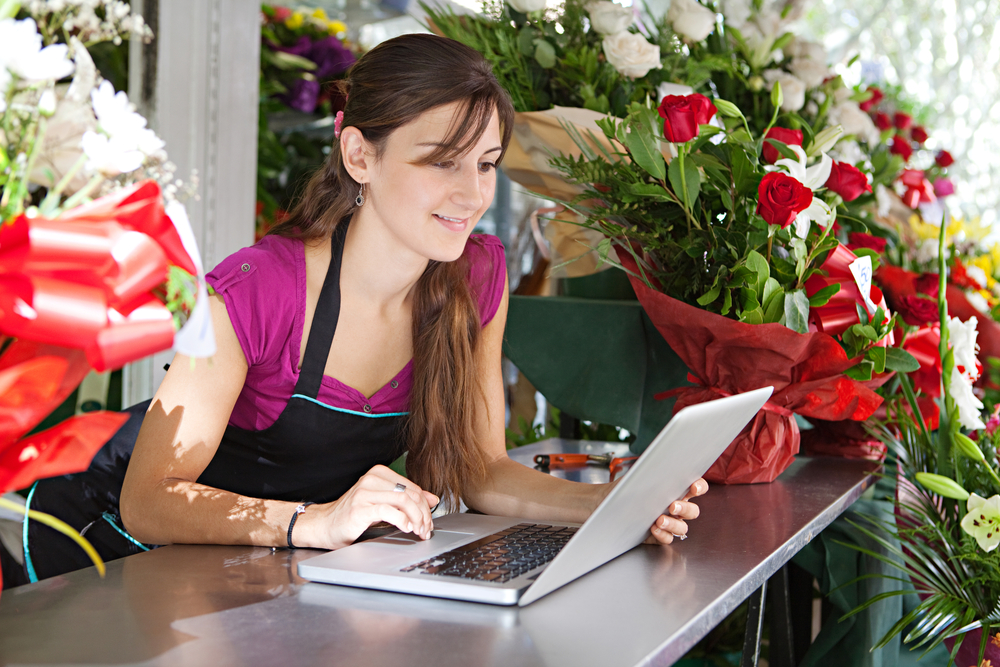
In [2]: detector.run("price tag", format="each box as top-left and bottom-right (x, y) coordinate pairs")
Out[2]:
(849, 255), (879, 317)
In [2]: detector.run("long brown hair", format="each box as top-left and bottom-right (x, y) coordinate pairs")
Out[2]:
(268, 34), (514, 509)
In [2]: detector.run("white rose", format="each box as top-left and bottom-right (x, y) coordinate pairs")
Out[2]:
(786, 38), (827, 63)
(602, 31), (661, 79)
(667, 0), (717, 42)
(587, 1), (633, 36)
(828, 101), (879, 144)
(507, 0), (547, 13)
(762, 69), (806, 111)
(788, 57), (829, 89)
(719, 0), (751, 29)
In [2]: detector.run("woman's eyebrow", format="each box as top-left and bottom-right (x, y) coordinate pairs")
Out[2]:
(416, 143), (503, 154)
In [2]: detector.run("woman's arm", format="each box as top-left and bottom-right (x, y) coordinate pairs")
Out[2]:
(120, 295), (437, 548)
(462, 277), (706, 544)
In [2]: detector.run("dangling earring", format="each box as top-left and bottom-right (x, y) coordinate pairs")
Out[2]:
(355, 183), (365, 207)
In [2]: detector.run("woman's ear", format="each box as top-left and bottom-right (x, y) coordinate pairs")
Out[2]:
(340, 127), (371, 184)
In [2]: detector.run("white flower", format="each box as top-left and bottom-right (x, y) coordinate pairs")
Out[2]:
(950, 315), (982, 380)
(966, 266), (989, 290)
(967, 291), (991, 314)
(719, 0), (751, 28)
(961, 494), (1000, 553)
(827, 101), (879, 144)
(0, 18), (75, 110)
(875, 183), (893, 217)
(950, 366), (986, 431)
(786, 38), (827, 64)
(830, 139), (864, 166)
(912, 237), (940, 265)
(788, 57), (829, 89)
(602, 32), (661, 79)
(762, 69), (806, 112)
(667, 0), (717, 42)
(81, 130), (144, 176)
(507, 0), (547, 13)
(38, 88), (57, 116)
(587, 1), (633, 36)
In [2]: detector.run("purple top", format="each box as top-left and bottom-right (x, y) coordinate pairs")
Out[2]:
(206, 233), (507, 431)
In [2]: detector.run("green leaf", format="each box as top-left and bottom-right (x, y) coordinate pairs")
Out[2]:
(518, 27), (537, 56)
(746, 250), (769, 298)
(627, 183), (671, 199)
(844, 361), (874, 381)
(784, 289), (810, 333)
(533, 39), (556, 68)
(730, 148), (754, 195)
(762, 279), (785, 323)
(741, 307), (764, 325)
(884, 347), (920, 372)
(764, 138), (801, 162)
(697, 283), (722, 306)
(808, 282), (840, 307)
(667, 155), (701, 208)
(869, 345), (886, 374)
(624, 117), (666, 181)
(741, 288), (761, 312)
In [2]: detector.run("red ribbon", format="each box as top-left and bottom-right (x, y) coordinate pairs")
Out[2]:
(0, 181), (183, 371)
(806, 243), (893, 346)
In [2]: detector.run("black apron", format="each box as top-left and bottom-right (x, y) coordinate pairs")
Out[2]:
(16, 221), (408, 583)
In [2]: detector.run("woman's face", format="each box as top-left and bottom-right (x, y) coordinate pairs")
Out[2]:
(362, 101), (502, 263)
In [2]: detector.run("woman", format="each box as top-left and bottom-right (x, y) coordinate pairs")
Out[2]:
(10, 35), (705, 581)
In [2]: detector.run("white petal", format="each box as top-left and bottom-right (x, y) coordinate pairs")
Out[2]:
(968, 493), (988, 512)
(803, 152), (833, 190)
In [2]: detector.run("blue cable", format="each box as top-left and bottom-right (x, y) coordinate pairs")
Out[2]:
(22, 482), (39, 583)
(101, 513), (149, 551)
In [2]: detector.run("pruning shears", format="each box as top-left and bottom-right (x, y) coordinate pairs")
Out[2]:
(533, 453), (638, 481)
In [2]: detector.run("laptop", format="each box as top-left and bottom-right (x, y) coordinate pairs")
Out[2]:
(298, 386), (773, 606)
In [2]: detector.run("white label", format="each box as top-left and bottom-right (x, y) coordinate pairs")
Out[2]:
(849, 255), (879, 317)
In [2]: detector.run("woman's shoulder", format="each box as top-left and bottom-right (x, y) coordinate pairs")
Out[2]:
(466, 233), (506, 328)
(206, 234), (306, 367)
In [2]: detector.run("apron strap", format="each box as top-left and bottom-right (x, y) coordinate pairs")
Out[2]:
(294, 221), (349, 398)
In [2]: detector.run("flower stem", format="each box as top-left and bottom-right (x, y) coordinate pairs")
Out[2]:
(0, 496), (105, 576)
(61, 173), (105, 210)
(937, 204), (955, 480)
(38, 153), (89, 217)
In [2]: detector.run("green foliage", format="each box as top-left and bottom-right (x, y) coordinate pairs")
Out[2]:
(505, 406), (633, 449)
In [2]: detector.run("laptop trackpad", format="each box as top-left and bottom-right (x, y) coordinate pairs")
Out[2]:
(378, 530), (474, 546)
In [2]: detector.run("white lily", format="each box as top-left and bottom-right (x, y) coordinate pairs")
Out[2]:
(769, 144), (834, 238)
(960, 493), (1000, 553)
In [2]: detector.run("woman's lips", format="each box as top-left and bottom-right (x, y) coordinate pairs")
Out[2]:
(433, 213), (469, 232)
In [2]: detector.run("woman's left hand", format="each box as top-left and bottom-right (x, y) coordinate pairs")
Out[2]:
(644, 478), (708, 545)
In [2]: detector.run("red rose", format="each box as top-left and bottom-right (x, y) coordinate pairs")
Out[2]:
(936, 149), (955, 167)
(847, 232), (887, 254)
(898, 169), (935, 208)
(761, 127), (804, 164)
(893, 112), (912, 130)
(756, 172), (813, 228)
(890, 135), (913, 162)
(873, 112), (892, 130)
(657, 94), (717, 144)
(951, 259), (983, 290)
(825, 161), (872, 201)
(897, 295), (940, 326)
(859, 86), (883, 112)
(273, 6), (292, 20)
(913, 273), (940, 298)
(910, 125), (928, 144)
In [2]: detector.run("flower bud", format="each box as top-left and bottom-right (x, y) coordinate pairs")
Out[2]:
(748, 76), (765, 92)
(38, 88), (57, 117)
(807, 125), (843, 158)
(955, 432), (986, 463)
(915, 472), (970, 501)
(713, 98), (743, 119)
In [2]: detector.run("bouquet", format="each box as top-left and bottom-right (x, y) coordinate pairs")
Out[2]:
(0, 0), (213, 588)
(545, 85), (918, 483)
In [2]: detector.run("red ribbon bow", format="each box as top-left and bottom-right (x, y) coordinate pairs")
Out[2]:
(805, 243), (893, 346)
(0, 181), (192, 371)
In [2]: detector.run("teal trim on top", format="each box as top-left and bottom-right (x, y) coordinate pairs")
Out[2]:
(290, 394), (409, 418)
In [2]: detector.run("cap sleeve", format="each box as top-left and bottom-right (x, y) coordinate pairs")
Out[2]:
(466, 234), (507, 328)
(205, 235), (304, 369)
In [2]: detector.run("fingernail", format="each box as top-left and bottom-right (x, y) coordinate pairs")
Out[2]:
(670, 503), (680, 514)
(652, 526), (662, 534)
(407, 522), (413, 533)
(659, 517), (668, 528)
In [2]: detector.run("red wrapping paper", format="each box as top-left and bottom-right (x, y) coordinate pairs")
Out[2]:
(619, 252), (883, 484)
(0, 181), (182, 371)
(800, 418), (887, 460)
(806, 244), (893, 346)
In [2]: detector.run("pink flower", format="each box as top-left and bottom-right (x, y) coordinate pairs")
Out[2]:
(934, 177), (955, 198)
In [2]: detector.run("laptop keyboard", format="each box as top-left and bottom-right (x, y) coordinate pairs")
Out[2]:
(400, 523), (578, 584)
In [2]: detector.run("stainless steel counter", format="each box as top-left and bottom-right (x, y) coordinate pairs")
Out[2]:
(0, 443), (878, 667)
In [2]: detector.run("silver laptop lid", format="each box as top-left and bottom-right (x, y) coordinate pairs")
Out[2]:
(518, 386), (772, 605)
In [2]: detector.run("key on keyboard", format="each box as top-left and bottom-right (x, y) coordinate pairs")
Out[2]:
(400, 523), (578, 583)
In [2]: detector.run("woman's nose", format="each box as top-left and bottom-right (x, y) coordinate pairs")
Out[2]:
(452, 165), (484, 211)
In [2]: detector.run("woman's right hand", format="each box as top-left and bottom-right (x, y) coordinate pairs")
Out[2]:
(296, 465), (439, 550)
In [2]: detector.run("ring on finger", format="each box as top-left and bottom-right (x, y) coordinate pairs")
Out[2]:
(393, 482), (407, 493)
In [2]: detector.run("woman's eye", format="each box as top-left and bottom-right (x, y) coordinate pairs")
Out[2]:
(479, 162), (497, 173)
(433, 161), (454, 169)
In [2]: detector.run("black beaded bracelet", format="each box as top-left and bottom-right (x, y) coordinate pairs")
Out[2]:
(286, 502), (314, 548)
